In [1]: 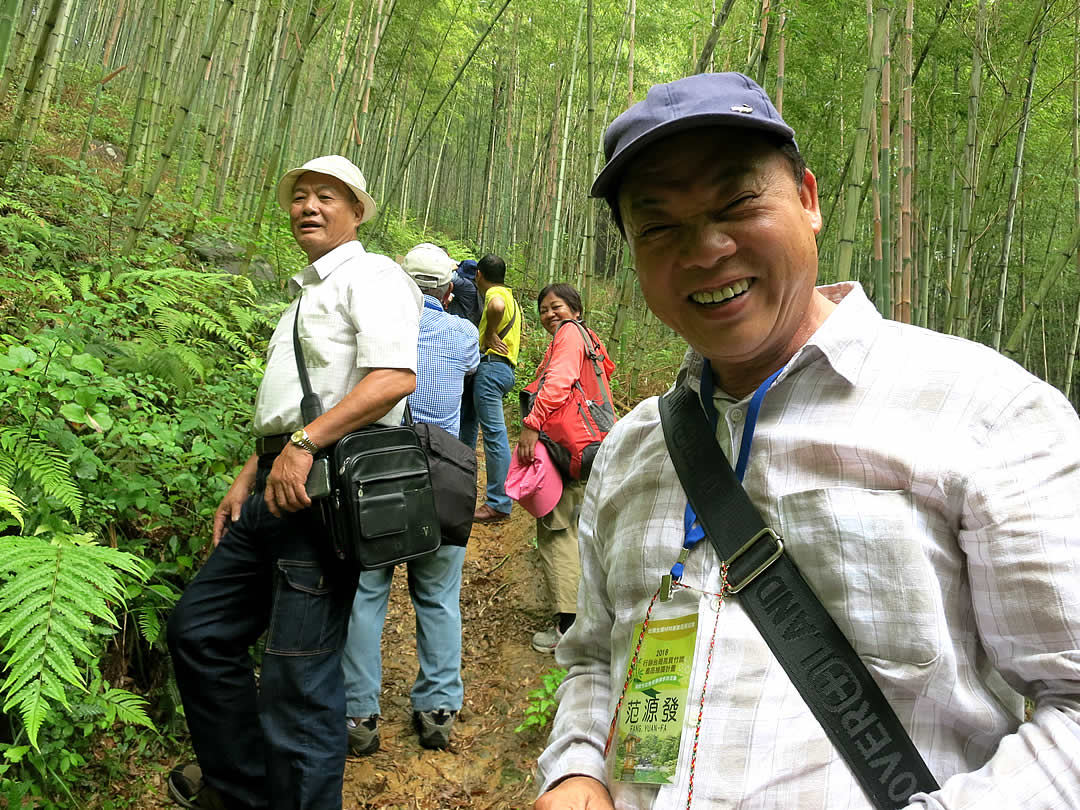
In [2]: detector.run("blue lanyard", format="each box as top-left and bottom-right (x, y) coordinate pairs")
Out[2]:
(423, 298), (443, 312)
(669, 361), (783, 582)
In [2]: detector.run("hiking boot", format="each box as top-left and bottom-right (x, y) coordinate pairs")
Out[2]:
(347, 715), (380, 756)
(167, 762), (228, 809)
(413, 709), (456, 750)
(531, 625), (563, 654)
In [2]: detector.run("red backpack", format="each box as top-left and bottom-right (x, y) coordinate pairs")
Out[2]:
(520, 320), (616, 480)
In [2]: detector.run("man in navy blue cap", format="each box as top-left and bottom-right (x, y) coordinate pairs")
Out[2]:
(535, 73), (1080, 810)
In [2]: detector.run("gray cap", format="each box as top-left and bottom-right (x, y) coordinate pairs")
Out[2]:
(591, 72), (795, 199)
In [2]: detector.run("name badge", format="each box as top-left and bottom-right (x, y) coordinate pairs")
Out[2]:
(611, 612), (697, 784)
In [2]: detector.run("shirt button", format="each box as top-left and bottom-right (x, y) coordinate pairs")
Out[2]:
(731, 409), (744, 423)
(710, 596), (723, 611)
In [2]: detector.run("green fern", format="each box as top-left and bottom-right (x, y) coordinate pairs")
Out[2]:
(35, 270), (73, 303)
(98, 686), (154, 728)
(0, 479), (24, 528)
(0, 193), (48, 228)
(0, 435), (83, 522)
(0, 532), (150, 748)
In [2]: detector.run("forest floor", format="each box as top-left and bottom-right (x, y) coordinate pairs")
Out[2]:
(135, 448), (557, 810)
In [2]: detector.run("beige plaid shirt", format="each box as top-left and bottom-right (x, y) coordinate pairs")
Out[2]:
(538, 283), (1080, 809)
(253, 240), (422, 436)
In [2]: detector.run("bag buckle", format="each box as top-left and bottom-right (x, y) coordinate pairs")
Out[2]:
(725, 527), (784, 594)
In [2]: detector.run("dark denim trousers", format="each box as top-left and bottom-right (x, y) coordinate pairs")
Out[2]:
(167, 457), (358, 810)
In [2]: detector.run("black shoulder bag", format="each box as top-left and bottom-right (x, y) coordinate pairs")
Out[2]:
(658, 384), (939, 810)
(292, 295), (440, 570)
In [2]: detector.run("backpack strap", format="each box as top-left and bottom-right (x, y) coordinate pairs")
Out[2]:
(564, 320), (614, 414)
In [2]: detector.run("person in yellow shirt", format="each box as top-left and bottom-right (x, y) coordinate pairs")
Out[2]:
(460, 253), (521, 522)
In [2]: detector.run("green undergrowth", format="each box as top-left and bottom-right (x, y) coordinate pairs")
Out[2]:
(0, 167), (280, 803)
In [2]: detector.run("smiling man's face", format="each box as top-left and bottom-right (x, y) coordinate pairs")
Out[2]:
(289, 172), (364, 262)
(619, 127), (832, 397)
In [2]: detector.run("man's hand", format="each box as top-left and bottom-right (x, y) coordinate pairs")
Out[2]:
(264, 444), (314, 517)
(533, 776), (615, 810)
(484, 335), (510, 355)
(517, 426), (540, 463)
(213, 454), (258, 547)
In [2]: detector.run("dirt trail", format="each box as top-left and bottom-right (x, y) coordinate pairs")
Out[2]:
(340, 505), (554, 809)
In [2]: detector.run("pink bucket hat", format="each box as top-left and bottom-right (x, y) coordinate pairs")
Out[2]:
(505, 441), (563, 518)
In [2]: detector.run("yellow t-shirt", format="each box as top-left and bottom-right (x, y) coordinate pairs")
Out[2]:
(478, 285), (521, 366)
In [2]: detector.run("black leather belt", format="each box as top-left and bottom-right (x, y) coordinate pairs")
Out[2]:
(255, 433), (290, 456)
(480, 353), (512, 366)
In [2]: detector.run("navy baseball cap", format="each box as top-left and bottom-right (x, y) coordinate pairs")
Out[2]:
(590, 72), (796, 199)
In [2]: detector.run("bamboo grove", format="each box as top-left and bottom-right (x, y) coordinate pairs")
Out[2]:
(1, 0), (1080, 391)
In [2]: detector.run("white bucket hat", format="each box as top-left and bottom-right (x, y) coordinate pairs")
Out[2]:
(402, 244), (456, 288)
(276, 155), (377, 224)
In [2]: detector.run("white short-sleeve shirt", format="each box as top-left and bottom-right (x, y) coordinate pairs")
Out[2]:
(253, 240), (422, 435)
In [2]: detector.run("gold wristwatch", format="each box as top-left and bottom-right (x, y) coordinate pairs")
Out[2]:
(289, 428), (319, 454)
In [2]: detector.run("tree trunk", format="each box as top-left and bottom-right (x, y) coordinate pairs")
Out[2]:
(899, 0), (914, 324)
(122, 0), (235, 252)
(120, 0), (162, 189)
(878, 10), (892, 318)
(0, 0), (67, 183)
(0, 0), (25, 97)
(388, 0), (511, 199)
(774, 10), (786, 114)
(990, 3), (1046, 351)
(1065, 7), (1080, 400)
(947, 0), (987, 337)
(547, 3), (584, 285)
(694, 0), (737, 75)
(834, 7), (886, 282)
(1003, 220), (1080, 360)
(626, 0), (635, 106)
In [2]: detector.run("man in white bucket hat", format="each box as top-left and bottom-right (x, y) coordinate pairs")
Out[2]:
(167, 155), (422, 809)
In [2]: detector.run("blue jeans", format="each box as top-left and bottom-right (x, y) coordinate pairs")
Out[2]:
(167, 457), (357, 810)
(341, 544), (468, 717)
(458, 359), (515, 514)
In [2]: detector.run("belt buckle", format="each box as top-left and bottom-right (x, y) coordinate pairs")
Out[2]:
(725, 528), (784, 594)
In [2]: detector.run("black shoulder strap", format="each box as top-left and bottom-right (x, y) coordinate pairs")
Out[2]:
(292, 292), (411, 425)
(496, 293), (518, 340)
(292, 293), (324, 422)
(658, 384), (939, 810)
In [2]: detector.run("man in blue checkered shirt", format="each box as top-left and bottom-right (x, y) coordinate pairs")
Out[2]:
(341, 243), (480, 755)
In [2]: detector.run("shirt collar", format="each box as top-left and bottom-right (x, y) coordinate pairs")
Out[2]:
(678, 281), (882, 398)
(288, 240), (365, 294)
(422, 294), (444, 311)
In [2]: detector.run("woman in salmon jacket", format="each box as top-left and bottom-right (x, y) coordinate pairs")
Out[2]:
(516, 282), (616, 654)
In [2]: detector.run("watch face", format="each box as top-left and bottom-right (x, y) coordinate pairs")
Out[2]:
(291, 429), (305, 443)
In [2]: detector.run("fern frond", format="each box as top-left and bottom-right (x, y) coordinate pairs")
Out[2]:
(0, 194), (48, 227)
(78, 273), (92, 300)
(0, 431), (83, 521)
(136, 605), (161, 644)
(100, 687), (153, 729)
(0, 480), (24, 528)
(0, 533), (150, 748)
(36, 270), (73, 303)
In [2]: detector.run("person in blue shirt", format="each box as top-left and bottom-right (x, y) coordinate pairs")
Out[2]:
(341, 244), (480, 755)
(448, 258), (481, 325)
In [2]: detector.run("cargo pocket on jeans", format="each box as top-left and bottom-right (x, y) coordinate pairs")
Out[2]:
(266, 559), (335, 656)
